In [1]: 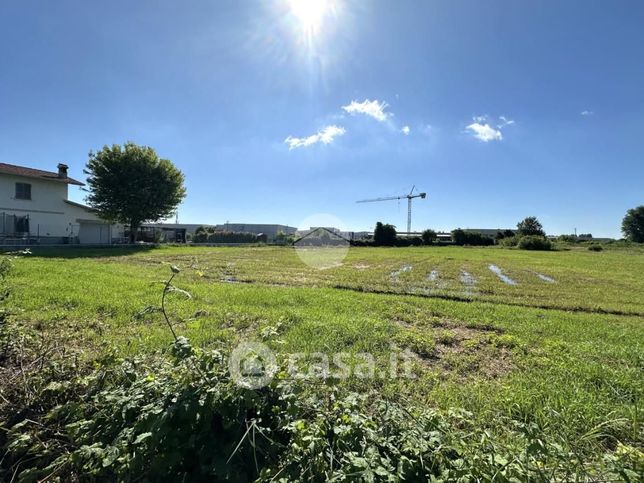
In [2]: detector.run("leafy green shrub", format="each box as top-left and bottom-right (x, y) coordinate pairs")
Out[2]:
(451, 229), (495, 246)
(588, 244), (603, 252)
(349, 239), (372, 247)
(558, 234), (578, 243)
(274, 230), (296, 245)
(193, 227), (259, 243)
(517, 235), (552, 251)
(499, 236), (519, 247)
(394, 236), (423, 247)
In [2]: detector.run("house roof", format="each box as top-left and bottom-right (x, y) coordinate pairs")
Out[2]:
(295, 227), (351, 243)
(0, 162), (84, 186)
(64, 199), (95, 211)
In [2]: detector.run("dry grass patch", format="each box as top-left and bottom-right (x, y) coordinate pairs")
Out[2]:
(394, 320), (515, 380)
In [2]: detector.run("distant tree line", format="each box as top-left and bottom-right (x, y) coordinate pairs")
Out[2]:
(450, 229), (495, 246)
(353, 216), (556, 250)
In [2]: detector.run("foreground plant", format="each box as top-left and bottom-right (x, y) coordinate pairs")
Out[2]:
(3, 338), (641, 482)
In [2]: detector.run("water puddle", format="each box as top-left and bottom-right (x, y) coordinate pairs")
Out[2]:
(535, 273), (556, 283)
(427, 270), (439, 282)
(391, 264), (413, 278)
(460, 270), (477, 296)
(488, 264), (517, 285)
(460, 270), (476, 286)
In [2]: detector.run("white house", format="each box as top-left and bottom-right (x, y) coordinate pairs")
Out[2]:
(0, 162), (123, 245)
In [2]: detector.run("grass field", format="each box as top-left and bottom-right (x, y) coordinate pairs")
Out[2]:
(2, 244), (643, 479)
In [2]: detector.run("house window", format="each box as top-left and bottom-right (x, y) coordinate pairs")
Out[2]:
(15, 182), (32, 200)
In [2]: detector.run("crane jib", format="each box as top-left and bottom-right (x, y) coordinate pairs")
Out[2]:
(355, 190), (428, 233)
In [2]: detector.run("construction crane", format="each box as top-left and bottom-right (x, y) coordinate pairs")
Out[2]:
(356, 186), (427, 233)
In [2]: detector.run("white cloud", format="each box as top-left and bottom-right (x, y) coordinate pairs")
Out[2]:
(466, 121), (503, 142)
(284, 125), (346, 150)
(342, 99), (390, 122)
(581, 110), (594, 116)
(466, 115), (515, 142)
(401, 125), (410, 135)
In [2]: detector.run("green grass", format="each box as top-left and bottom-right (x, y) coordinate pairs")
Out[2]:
(3, 244), (644, 472)
(29, 244), (641, 314)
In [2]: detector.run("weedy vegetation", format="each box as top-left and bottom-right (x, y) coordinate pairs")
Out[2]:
(0, 245), (642, 481)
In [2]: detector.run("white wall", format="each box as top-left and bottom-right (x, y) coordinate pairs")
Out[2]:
(0, 173), (122, 241)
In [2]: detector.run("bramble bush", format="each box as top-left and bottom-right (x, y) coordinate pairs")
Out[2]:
(3, 336), (641, 482)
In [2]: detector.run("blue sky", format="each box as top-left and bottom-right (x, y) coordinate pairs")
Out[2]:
(1, 1), (643, 237)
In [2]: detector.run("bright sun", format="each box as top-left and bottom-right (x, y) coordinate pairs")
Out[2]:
(288, 0), (331, 33)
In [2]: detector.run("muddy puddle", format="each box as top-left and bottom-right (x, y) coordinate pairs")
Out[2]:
(488, 264), (517, 285)
(427, 270), (439, 282)
(460, 270), (477, 295)
(460, 270), (476, 287)
(391, 264), (413, 278)
(535, 272), (556, 283)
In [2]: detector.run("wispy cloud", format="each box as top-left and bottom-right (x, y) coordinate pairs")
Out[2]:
(498, 116), (515, 128)
(401, 125), (410, 135)
(466, 115), (514, 142)
(342, 99), (390, 122)
(284, 125), (346, 150)
(581, 110), (594, 116)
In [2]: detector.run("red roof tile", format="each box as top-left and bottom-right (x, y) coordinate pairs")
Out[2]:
(0, 162), (84, 186)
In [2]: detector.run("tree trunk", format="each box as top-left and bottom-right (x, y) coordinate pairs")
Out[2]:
(130, 220), (139, 243)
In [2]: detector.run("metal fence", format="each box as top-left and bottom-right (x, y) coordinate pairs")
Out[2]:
(1, 213), (29, 236)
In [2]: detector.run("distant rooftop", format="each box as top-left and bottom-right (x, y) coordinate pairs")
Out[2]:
(0, 162), (84, 186)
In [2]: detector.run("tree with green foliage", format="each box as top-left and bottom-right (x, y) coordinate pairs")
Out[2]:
(421, 229), (437, 245)
(621, 206), (644, 242)
(374, 222), (397, 246)
(85, 142), (186, 242)
(516, 216), (545, 237)
(451, 229), (494, 246)
(451, 228), (466, 245)
(496, 229), (515, 240)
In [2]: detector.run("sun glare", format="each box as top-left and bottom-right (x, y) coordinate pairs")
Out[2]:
(288, 0), (332, 33)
